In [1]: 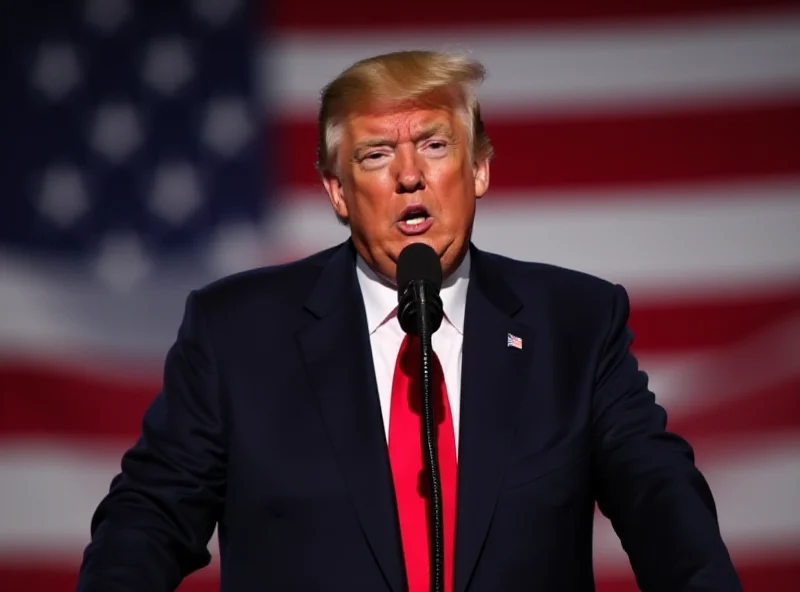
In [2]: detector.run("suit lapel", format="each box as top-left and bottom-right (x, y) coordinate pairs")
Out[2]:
(295, 241), (406, 592)
(454, 247), (535, 592)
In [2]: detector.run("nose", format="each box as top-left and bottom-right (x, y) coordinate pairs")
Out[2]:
(394, 146), (426, 194)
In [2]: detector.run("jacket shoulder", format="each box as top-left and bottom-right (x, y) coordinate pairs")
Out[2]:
(478, 250), (619, 300)
(474, 249), (627, 339)
(190, 244), (341, 316)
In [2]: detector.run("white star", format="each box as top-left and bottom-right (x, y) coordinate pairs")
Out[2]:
(192, 0), (242, 27)
(201, 97), (254, 157)
(94, 232), (151, 292)
(89, 102), (143, 163)
(149, 162), (203, 226)
(142, 37), (194, 96)
(206, 220), (265, 276)
(37, 165), (90, 228)
(84, 0), (131, 34)
(31, 43), (81, 101)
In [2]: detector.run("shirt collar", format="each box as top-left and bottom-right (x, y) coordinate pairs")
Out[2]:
(355, 250), (470, 335)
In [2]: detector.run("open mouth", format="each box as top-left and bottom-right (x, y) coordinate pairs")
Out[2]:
(397, 205), (433, 235)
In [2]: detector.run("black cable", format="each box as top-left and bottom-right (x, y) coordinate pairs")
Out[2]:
(415, 281), (444, 592)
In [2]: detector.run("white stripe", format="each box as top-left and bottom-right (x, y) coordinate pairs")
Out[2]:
(1, 180), (798, 359)
(645, 314), (800, 414)
(266, 179), (800, 298)
(0, 252), (211, 362)
(264, 10), (800, 116)
(1, 434), (798, 565)
(0, 441), (118, 554)
(593, 433), (800, 570)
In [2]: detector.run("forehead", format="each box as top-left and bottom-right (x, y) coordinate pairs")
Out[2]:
(344, 107), (462, 140)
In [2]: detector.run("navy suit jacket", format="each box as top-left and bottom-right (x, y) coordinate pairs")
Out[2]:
(77, 240), (741, 591)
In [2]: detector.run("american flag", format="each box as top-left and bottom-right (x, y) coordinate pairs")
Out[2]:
(507, 334), (523, 350)
(1, 0), (799, 590)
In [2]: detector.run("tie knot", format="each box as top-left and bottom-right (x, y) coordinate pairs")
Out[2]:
(397, 334), (422, 378)
(395, 334), (449, 420)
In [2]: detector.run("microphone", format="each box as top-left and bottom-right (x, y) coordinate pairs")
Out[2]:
(396, 242), (445, 592)
(397, 243), (444, 335)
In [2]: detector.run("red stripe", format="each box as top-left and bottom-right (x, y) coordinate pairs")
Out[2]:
(1, 557), (797, 591)
(1, 362), (794, 442)
(0, 565), (214, 592)
(1, 289), (797, 440)
(593, 556), (800, 591)
(627, 287), (800, 354)
(0, 363), (158, 441)
(275, 99), (800, 193)
(267, 0), (796, 30)
(670, 378), (800, 443)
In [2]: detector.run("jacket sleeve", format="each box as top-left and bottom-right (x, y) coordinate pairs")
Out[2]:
(77, 290), (227, 591)
(591, 284), (742, 591)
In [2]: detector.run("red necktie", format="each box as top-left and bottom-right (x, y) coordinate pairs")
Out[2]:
(388, 334), (458, 592)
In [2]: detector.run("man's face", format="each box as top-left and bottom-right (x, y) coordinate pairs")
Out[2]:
(322, 105), (490, 284)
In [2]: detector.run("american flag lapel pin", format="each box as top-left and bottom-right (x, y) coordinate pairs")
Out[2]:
(507, 333), (523, 350)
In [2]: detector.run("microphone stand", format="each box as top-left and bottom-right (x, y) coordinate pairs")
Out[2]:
(399, 280), (445, 592)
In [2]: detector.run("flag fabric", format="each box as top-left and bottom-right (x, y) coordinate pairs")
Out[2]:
(1, 0), (799, 590)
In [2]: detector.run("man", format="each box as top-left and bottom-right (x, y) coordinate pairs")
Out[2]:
(77, 51), (741, 591)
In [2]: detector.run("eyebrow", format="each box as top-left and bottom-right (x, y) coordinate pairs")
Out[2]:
(352, 124), (455, 158)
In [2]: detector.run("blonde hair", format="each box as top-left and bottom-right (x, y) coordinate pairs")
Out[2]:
(316, 50), (494, 176)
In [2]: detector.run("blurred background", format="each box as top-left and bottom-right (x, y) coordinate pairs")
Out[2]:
(1, 0), (799, 590)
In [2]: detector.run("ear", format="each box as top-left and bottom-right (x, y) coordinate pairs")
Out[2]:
(473, 156), (490, 199)
(322, 172), (349, 222)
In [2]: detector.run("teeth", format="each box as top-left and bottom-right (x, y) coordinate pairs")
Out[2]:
(404, 216), (425, 225)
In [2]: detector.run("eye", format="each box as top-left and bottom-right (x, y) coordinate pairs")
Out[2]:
(424, 140), (448, 154)
(359, 151), (390, 169)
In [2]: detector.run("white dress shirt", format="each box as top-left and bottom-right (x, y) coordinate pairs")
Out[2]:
(355, 253), (470, 456)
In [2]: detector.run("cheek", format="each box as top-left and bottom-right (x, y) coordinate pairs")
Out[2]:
(348, 176), (397, 224)
(430, 167), (474, 214)
(348, 173), (385, 204)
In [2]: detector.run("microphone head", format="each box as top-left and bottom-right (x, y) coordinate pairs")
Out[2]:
(395, 243), (444, 335)
(396, 242), (442, 296)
